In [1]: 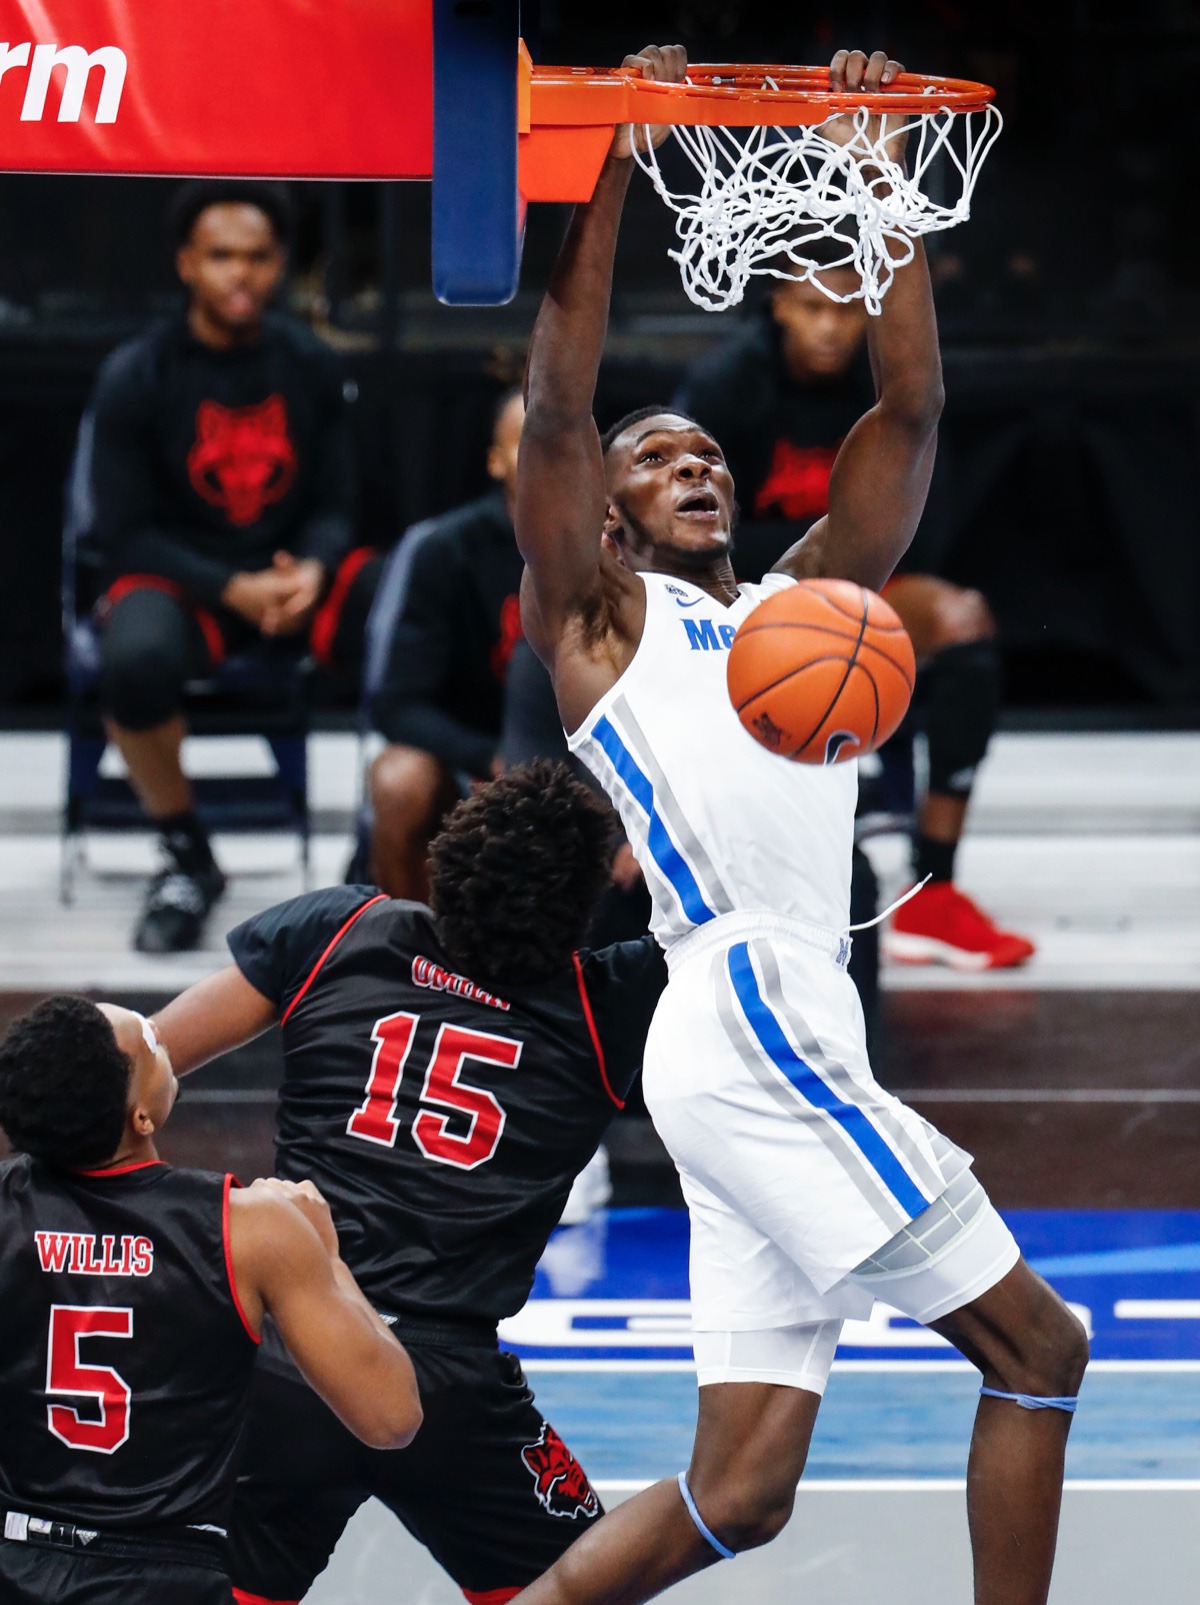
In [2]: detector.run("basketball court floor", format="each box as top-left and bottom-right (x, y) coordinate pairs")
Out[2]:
(1, 728), (1197, 1602)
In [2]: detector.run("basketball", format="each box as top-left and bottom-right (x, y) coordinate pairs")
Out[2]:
(727, 579), (915, 764)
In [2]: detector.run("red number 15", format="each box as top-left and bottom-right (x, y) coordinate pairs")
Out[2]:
(346, 1013), (520, 1170)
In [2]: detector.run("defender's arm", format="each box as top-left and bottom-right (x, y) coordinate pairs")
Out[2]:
(516, 46), (686, 659)
(153, 965), (277, 1076)
(774, 51), (944, 593)
(230, 1180), (421, 1450)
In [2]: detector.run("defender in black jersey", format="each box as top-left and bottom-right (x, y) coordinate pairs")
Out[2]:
(0, 997), (420, 1605)
(156, 763), (668, 1604)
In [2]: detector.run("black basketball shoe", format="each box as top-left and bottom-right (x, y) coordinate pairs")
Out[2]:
(134, 863), (227, 954)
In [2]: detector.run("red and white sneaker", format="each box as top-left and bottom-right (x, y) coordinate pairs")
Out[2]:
(886, 881), (1036, 971)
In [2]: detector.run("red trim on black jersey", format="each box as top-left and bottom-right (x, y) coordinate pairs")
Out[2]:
(309, 544), (377, 667)
(280, 893), (389, 1026)
(462, 1589), (522, 1605)
(232, 1590), (300, 1605)
(571, 953), (624, 1111)
(72, 1158), (166, 1178)
(223, 1174), (262, 1345)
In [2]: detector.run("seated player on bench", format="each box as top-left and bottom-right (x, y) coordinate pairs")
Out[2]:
(153, 761), (667, 1605)
(88, 180), (379, 954)
(0, 997), (419, 1605)
(367, 387), (526, 898)
(675, 256), (1034, 970)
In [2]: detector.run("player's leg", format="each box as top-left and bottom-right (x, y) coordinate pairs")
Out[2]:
(367, 743), (461, 899)
(97, 584), (226, 951)
(882, 574), (1033, 970)
(365, 1340), (607, 1602)
(227, 1361), (368, 1605)
(847, 1145), (1089, 1605)
(508, 1346), (832, 1604)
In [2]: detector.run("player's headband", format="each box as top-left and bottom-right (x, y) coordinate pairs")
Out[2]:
(130, 1011), (161, 1056)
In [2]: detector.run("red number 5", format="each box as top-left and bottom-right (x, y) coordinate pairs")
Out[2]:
(46, 1305), (133, 1454)
(347, 1014), (520, 1170)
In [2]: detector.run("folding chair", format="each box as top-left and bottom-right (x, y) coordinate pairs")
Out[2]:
(60, 411), (314, 903)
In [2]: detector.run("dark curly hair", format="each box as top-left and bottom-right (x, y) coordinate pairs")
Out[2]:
(428, 762), (615, 988)
(0, 996), (131, 1169)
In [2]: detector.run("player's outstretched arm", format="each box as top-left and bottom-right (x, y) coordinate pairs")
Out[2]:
(774, 49), (944, 594)
(517, 45), (686, 663)
(230, 1178), (422, 1451)
(153, 965), (277, 1077)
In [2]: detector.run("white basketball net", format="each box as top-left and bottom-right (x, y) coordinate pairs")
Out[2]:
(631, 95), (1003, 315)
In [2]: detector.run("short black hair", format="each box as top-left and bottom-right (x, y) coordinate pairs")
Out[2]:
(600, 405), (703, 456)
(168, 180), (294, 250)
(428, 761), (615, 989)
(0, 996), (131, 1169)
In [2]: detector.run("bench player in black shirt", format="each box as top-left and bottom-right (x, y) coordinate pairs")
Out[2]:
(154, 762), (668, 1605)
(0, 996), (420, 1604)
(88, 180), (379, 954)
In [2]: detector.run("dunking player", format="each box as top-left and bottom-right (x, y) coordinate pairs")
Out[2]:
(0, 997), (419, 1604)
(153, 762), (666, 1605)
(511, 45), (1087, 1605)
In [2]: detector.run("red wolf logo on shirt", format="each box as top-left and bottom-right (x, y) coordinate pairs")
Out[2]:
(187, 395), (297, 526)
(521, 1423), (600, 1520)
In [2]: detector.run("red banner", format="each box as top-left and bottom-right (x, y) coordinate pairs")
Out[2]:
(0, 0), (431, 178)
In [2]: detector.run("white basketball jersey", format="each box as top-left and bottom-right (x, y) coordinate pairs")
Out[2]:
(568, 571), (858, 950)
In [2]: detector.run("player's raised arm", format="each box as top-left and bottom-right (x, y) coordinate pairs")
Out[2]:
(774, 49), (944, 594)
(517, 45), (686, 658)
(230, 1178), (422, 1450)
(152, 965), (277, 1075)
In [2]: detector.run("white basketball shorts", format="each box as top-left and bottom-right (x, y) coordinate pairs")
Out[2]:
(643, 911), (1020, 1390)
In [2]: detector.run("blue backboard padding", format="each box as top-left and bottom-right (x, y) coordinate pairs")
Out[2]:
(432, 0), (522, 305)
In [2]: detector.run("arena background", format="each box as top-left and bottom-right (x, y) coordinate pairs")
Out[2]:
(1, 0), (1198, 722)
(1, 5), (1198, 1602)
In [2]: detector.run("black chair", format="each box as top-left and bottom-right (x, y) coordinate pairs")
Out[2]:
(60, 411), (313, 903)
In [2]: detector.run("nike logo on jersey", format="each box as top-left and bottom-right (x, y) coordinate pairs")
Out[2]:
(35, 1231), (154, 1277)
(682, 618), (737, 651)
(674, 595), (704, 608)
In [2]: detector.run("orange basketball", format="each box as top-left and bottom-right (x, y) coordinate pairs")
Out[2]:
(727, 579), (915, 764)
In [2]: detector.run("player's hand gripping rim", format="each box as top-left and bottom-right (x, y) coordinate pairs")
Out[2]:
(823, 48), (909, 168)
(610, 43), (687, 161)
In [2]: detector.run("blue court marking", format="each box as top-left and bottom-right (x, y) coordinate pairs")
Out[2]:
(590, 716), (716, 926)
(727, 943), (931, 1218)
(501, 1207), (1200, 1483)
(502, 1207), (1200, 1363)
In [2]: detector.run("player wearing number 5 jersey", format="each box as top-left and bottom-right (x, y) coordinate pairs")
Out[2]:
(0, 997), (420, 1605)
(153, 762), (667, 1605)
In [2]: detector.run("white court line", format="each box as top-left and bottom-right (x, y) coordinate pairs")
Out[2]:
(901, 1089), (1200, 1103)
(1116, 1300), (1200, 1319)
(520, 1359), (1200, 1374)
(593, 1479), (1200, 1494)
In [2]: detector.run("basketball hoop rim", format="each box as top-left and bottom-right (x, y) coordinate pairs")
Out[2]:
(524, 61), (996, 131)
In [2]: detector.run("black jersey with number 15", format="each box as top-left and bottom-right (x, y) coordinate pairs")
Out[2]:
(228, 890), (667, 1329)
